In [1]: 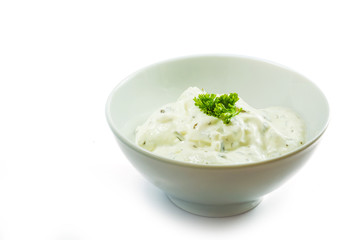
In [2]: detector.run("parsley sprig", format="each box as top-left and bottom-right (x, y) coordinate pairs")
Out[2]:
(193, 91), (244, 124)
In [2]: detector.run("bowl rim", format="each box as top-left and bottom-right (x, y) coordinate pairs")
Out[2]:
(105, 54), (330, 169)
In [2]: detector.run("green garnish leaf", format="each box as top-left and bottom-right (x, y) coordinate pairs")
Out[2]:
(193, 91), (244, 124)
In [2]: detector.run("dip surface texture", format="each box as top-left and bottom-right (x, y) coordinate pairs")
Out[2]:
(135, 87), (305, 165)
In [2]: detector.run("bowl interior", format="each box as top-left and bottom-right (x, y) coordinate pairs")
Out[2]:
(107, 55), (329, 151)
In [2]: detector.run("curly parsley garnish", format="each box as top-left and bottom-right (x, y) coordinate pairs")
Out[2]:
(193, 91), (244, 124)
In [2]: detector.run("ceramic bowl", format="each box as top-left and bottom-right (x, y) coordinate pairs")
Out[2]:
(105, 55), (329, 217)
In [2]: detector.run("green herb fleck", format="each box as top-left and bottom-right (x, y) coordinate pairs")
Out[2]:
(174, 131), (185, 141)
(193, 91), (244, 124)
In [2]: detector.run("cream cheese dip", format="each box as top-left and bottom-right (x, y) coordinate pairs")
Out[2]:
(135, 87), (305, 165)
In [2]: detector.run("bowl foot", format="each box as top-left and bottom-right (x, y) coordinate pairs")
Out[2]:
(167, 195), (261, 217)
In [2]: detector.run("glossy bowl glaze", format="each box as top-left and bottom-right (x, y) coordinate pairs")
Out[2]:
(106, 55), (329, 217)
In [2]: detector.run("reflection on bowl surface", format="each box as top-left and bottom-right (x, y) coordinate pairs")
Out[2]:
(106, 55), (329, 217)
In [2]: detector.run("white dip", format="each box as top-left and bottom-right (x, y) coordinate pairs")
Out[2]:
(135, 87), (305, 165)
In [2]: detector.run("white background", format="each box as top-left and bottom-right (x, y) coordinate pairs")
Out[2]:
(0, 0), (359, 239)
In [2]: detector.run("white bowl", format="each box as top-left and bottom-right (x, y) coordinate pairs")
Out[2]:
(106, 55), (329, 217)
